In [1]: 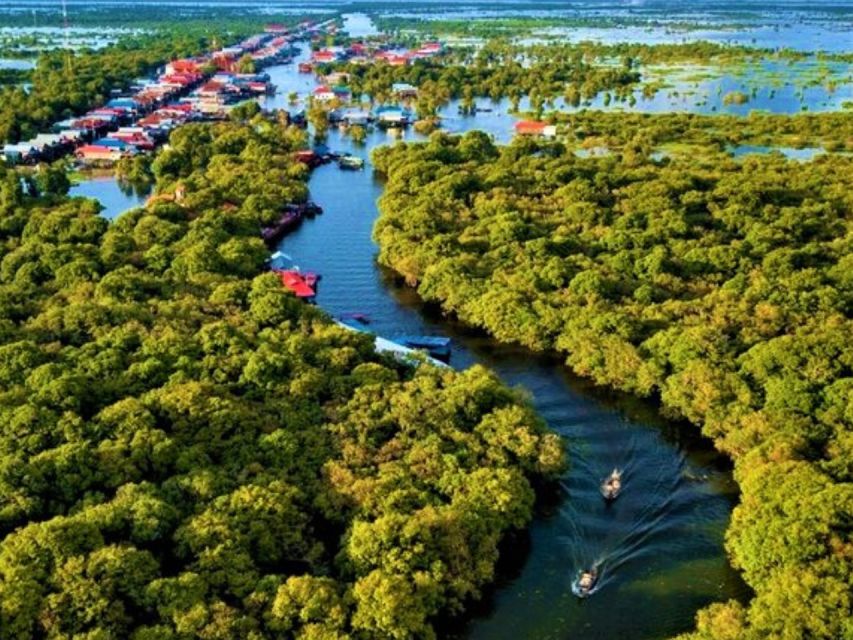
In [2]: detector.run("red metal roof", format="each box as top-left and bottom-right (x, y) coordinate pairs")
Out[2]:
(514, 120), (548, 134)
(278, 270), (315, 298)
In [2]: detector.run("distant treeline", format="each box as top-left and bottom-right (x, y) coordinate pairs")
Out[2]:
(541, 110), (853, 154)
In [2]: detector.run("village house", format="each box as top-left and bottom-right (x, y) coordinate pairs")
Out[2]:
(392, 83), (418, 99)
(514, 120), (558, 138)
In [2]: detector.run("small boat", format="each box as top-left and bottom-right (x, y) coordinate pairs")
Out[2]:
(395, 335), (451, 359)
(341, 312), (370, 324)
(601, 469), (622, 501)
(574, 568), (598, 598)
(300, 201), (323, 217)
(261, 210), (302, 244)
(302, 271), (320, 287)
(275, 269), (316, 301)
(338, 154), (364, 170)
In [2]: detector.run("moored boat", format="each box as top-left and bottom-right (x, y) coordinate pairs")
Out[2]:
(338, 154), (365, 170)
(261, 209), (302, 244)
(395, 335), (451, 359)
(275, 269), (317, 301)
(340, 312), (370, 324)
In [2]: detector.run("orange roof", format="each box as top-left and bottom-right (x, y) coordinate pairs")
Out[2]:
(514, 120), (548, 134)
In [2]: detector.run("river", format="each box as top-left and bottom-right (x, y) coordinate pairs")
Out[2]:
(261, 45), (751, 639)
(67, 29), (758, 640)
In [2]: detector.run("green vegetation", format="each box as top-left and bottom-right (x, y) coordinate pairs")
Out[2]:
(372, 127), (852, 639)
(115, 154), (155, 187)
(374, 16), (749, 39)
(323, 40), (641, 112)
(0, 68), (31, 87)
(0, 118), (563, 638)
(538, 111), (853, 157)
(321, 37), (851, 116)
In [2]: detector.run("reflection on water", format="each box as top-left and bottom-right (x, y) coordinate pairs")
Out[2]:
(0, 58), (34, 70)
(729, 145), (826, 160)
(69, 175), (149, 219)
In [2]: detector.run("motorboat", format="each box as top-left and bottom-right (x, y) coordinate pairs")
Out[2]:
(341, 312), (370, 324)
(601, 469), (622, 501)
(338, 154), (365, 170)
(395, 335), (451, 360)
(574, 568), (598, 598)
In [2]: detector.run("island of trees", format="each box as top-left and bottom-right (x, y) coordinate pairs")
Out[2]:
(372, 123), (852, 639)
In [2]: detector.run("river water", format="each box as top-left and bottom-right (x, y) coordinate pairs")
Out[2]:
(64, 29), (778, 640)
(258, 48), (751, 639)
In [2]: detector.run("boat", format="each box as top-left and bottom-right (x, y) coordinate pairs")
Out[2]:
(338, 154), (365, 170)
(395, 335), (451, 359)
(261, 209), (302, 244)
(601, 469), (622, 501)
(302, 271), (320, 287)
(574, 568), (598, 598)
(275, 269), (316, 301)
(340, 312), (370, 324)
(300, 201), (323, 217)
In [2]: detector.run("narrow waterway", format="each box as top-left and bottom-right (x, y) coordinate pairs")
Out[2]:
(259, 47), (749, 639)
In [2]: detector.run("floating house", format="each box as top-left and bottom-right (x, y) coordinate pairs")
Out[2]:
(166, 59), (203, 75)
(392, 82), (418, 99)
(375, 106), (410, 127)
(514, 120), (557, 137)
(311, 49), (339, 64)
(332, 84), (351, 101)
(324, 71), (350, 86)
(375, 51), (410, 66)
(277, 269), (316, 300)
(342, 109), (371, 126)
(312, 85), (337, 102)
(2, 143), (39, 165)
(411, 42), (443, 59)
(75, 144), (131, 164)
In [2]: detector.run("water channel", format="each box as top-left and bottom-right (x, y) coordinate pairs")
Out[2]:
(257, 49), (751, 638)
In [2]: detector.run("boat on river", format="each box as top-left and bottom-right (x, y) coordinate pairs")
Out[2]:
(302, 271), (320, 287)
(395, 335), (451, 360)
(574, 568), (598, 598)
(340, 312), (370, 324)
(261, 202), (323, 245)
(601, 469), (622, 501)
(338, 154), (364, 170)
(261, 209), (302, 244)
(275, 269), (317, 301)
